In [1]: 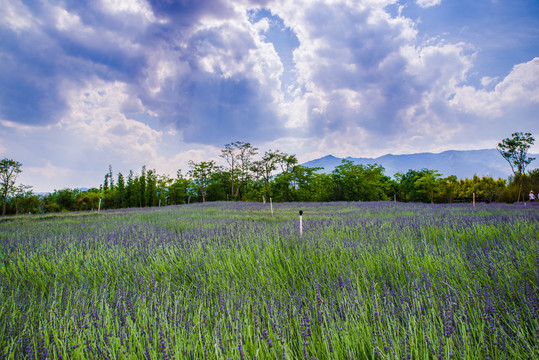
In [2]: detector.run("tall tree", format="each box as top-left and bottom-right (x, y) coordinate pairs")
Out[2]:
(125, 170), (136, 207)
(116, 172), (126, 208)
(220, 141), (258, 200)
(108, 165), (114, 190)
(414, 169), (442, 204)
(139, 165), (147, 207)
(145, 169), (157, 206)
(219, 142), (258, 200)
(331, 160), (389, 201)
(497, 132), (535, 202)
(251, 150), (285, 198)
(12, 184), (33, 215)
(234, 142), (258, 200)
(168, 170), (190, 205)
(220, 142), (239, 199)
(189, 160), (217, 203)
(0, 158), (23, 216)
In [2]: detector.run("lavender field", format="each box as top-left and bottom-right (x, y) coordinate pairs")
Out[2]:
(0, 202), (538, 359)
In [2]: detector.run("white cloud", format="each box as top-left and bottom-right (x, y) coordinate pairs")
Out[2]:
(25, 162), (73, 180)
(480, 76), (498, 87)
(450, 57), (539, 117)
(3, 0), (538, 191)
(59, 78), (163, 160)
(0, 0), (37, 32)
(415, 0), (442, 8)
(267, 0), (474, 152)
(98, 0), (156, 22)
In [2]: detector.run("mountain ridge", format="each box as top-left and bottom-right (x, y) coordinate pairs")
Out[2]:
(302, 149), (539, 180)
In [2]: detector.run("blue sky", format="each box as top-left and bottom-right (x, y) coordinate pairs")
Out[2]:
(1, 0), (538, 192)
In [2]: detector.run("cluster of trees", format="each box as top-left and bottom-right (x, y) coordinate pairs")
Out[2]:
(0, 133), (536, 215)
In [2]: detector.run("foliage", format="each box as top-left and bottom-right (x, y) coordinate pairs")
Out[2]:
(497, 132), (535, 202)
(2, 134), (538, 215)
(332, 160), (391, 201)
(0, 158), (23, 216)
(188, 160), (219, 203)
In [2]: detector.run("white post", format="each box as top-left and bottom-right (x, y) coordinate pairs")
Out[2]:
(98, 197), (102, 212)
(473, 192), (475, 207)
(270, 197), (273, 216)
(188, 195), (191, 204)
(299, 210), (303, 237)
(159, 199), (161, 207)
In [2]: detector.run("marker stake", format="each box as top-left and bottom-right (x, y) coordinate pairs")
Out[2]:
(299, 210), (303, 237)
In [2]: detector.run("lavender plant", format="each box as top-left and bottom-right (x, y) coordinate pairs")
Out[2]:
(0, 202), (538, 359)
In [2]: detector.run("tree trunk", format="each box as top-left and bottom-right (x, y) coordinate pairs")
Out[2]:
(1, 195), (6, 216)
(234, 183), (241, 201)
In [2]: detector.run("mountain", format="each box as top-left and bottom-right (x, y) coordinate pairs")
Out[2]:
(302, 149), (539, 179)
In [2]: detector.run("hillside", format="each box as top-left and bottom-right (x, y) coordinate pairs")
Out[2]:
(302, 149), (539, 179)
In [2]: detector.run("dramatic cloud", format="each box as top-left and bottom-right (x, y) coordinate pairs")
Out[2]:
(450, 57), (539, 117)
(1, 0), (538, 190)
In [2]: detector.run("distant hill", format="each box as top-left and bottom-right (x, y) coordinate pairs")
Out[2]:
(302, 149), (539, 179)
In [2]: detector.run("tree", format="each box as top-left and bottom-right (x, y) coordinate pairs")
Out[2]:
(497, 132), (535, 202)
(251, 149), (283, 199)
(0, 158), (23, 216)
(115, 172), (126, 208)
(139, 166), (147, 207)
(220, 142), (238, 199)
(168, 170), (190, 204)
(395, 169), (438, 203)
(331, 160), (390, 201)
(414, 169), (442, 204)
(145, 169), (157, 206)
(188, 160), (218, 203)
(438, 175), (458, 203)
(12, 184), (33, 215)
(220, 141), (258, 200)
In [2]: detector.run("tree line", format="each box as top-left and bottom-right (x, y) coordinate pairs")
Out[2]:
(1, 133), (536, 215)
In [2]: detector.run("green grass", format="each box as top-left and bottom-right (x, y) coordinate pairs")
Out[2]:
(0, 201), (538, 359)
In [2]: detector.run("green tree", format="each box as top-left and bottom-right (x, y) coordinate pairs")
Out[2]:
(220, 141), (258, 200)
(156, 173), (173, 206)
(310, 172), (334, 202)
(11, 184), (34, 215)
(116, 172), (126, 208)
(332, 160), (389, 201)
(145, 169), (157, 206)
(125, 170), (137, 207)
(250, 149), (284, 200)
(53, 188), (76, 211)
(497, 132), (535, 202)
(414, 170), (442, 204)
(188, 160), (217, 203)
(395, 169), (438, 203)
(0, 158), (23, 216)
(168, 170), (190, 204)
(270, 153), (299, 202)
(139, 166), (147, 207)
(438, 175), (458, 203)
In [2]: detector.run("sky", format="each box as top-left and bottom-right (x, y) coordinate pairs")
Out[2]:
(1, 0), (539, 192)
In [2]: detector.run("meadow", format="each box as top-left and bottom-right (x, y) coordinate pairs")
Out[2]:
(0, 201), (538, 359)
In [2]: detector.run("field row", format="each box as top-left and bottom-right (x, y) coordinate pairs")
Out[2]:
(1, 202), (538, 359)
